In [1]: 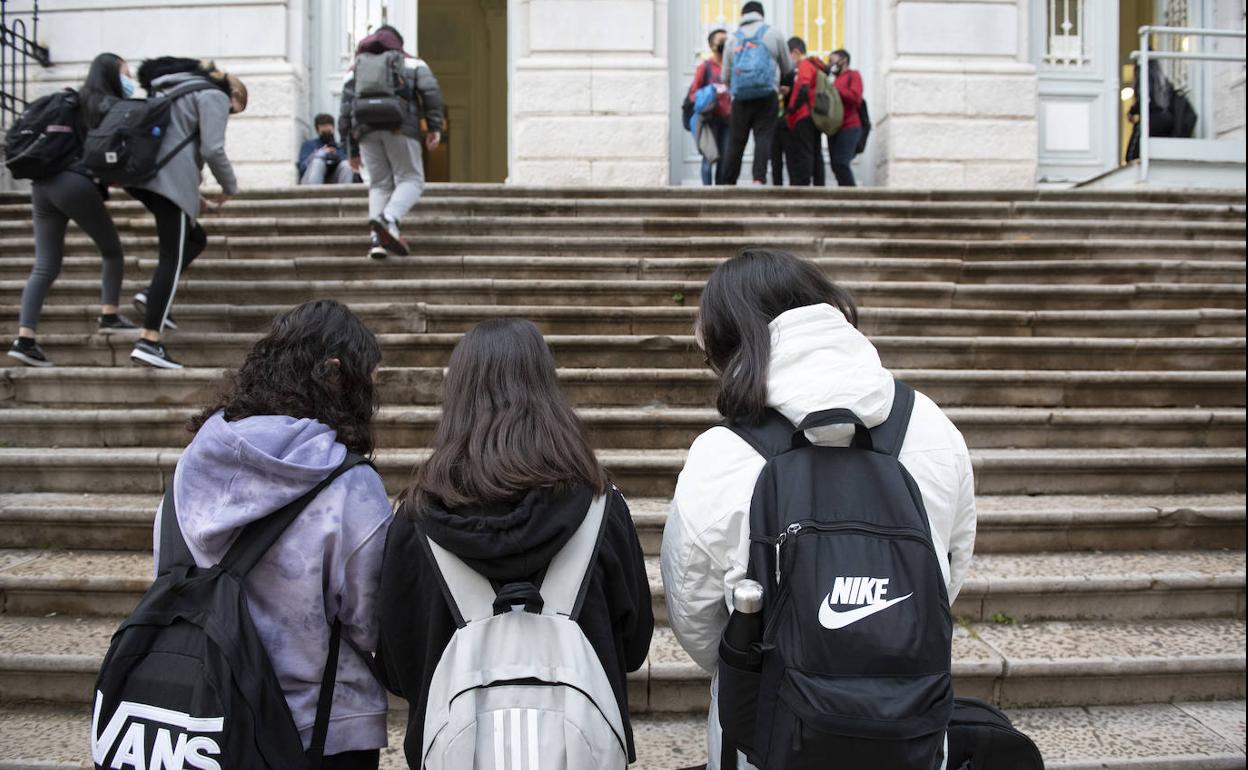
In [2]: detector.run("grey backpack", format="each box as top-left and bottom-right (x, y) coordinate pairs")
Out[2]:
(418, 494), (628, 770)
(352, 50), (407, 125)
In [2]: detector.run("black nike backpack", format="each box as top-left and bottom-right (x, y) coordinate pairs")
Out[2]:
(717, 380), (953, 770)
(3, 89), (82, 180)
(91, 454), (369, 770)
(82, 79), (217, 186)
(947, 697), (1044, 770)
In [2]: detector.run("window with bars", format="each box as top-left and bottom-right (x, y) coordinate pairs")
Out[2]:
(1043, 0), (1091, 69)
(791, 0), (843, 58)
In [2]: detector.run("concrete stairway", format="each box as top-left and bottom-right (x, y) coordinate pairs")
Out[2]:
(0, 185), (1244, 769)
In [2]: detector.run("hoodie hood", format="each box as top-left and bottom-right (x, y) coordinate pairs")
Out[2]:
(766, 303), (895, 446)
(173, 411), (348, 557)
(419, 485), (593, 582)
(740, 11), (765, 26)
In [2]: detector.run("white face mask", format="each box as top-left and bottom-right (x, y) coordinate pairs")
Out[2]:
(119, 73), (137, 98)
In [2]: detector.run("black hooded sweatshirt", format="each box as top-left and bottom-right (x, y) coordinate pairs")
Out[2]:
(376, 484), (654, 766)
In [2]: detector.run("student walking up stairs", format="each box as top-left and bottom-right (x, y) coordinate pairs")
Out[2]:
(0, 184), (1243, 768)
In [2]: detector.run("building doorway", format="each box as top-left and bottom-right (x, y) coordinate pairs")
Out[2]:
(417, 0), (507, 182)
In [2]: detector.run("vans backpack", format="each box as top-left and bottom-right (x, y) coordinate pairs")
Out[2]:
(91, 454), (368, 770)
(417, 493), (629, 769)
(730, 24), (777, 100)
(3, 89), (82, 180)
(352, 50), (408, 126)
(82, 79), (218, 186)
(717, 380), (954, 770)
(810, 68), (845, 136)
(947, 697), (1043, 770)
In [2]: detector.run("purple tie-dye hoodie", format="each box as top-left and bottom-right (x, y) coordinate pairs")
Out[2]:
(153, 410), (393, 754)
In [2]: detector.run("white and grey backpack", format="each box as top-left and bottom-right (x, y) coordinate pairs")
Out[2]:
(417, 494), (628, 770)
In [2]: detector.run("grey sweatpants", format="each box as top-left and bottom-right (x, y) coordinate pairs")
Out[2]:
(358, 131), (426, 224)
(19, 170), (124, 330)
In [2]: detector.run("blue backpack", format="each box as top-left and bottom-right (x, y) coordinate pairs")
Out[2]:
(730, 24), (777, 100)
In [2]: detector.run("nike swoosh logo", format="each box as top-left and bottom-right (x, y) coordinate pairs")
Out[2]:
(818, 593), (914, 630)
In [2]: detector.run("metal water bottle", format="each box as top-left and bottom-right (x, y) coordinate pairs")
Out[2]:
(721, 579), (765, 667)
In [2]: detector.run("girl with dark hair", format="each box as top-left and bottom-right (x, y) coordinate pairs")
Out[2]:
(377, 319), (653, 767)
(7, 52), (137, 367)
(661, 249), (977, 770)
(155, 300), (391, 769)
(126, 57), (248, 369)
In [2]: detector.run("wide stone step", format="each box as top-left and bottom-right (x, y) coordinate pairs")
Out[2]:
(0, 406), (1241, 451)
(5, 251), (1246, 288)
(10, 301), (1246, 339)
(0, 614), (1240, 711)
(0, 548), (1240, 623)
(2, 701), (1244, 770)
(13, 332), (1243, 371)
(0, 446), (1242, 498)
(6, 367), (1243, 408)
(3, 493), (1240, 556)
(5, 276), (1242, 310)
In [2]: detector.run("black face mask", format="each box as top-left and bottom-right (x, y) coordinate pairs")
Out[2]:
(319, 130), (336, 143)
(715, 41), (725, 55)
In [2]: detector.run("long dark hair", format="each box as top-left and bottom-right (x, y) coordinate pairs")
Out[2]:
(190, 300), (382, 456)
(697, 248), (859, 422)
(404, 319), (609, 514)
(80, 53), (126, 129)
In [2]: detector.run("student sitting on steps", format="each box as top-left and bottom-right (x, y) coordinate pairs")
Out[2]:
(376, 318), (654, 769)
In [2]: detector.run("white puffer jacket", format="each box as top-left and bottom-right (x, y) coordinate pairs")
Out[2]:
(660, 303), (977, 770)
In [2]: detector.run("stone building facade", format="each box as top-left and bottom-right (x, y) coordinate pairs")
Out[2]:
(8, 0), (1244, 189)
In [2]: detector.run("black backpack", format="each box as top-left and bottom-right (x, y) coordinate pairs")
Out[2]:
(82, 79), (218, 186)
(717, 380), (953, 770)
(91, 454), (369, 770)
(3, 89), (83, 180)
(855, 99), (871, 155)
(947, 697), (1044, 770)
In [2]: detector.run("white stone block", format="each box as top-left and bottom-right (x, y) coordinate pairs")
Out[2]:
(590, 160), (668, 185)
(884, 161), (966, 189)
(591, 71), (668, 114)
(962, 161), (1036, 188)
(530, 0), (655, 53)
(964, 75), (1037, 119)
(896, 3), (1018, 57)
(889, 117), (1037, 162)
(226, 117), (299, 163)
(888, 74), (966, 117)
(511, 159), (594, 185)
(236, 75), (302, 120)
(515, 116), (667, 160)
(513, 71), (593, 114)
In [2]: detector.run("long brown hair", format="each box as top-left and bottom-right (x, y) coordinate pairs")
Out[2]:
(404, 319), (608, 514)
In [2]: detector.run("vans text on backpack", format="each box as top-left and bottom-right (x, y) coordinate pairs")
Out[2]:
(416, 494), (629, 769)
(716, 380), (954, 770)
(92, 454), (369, 770)
(810, 68), (844, 136)
(82, 79), (218, 186)
(3, 90), (83, 180)
(352, 50), (409, 127)
(730, 24), (777, 101)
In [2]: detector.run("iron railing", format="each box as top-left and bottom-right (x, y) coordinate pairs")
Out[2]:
(1132, 25), (1246, 181)
(1, 0), (51, 135)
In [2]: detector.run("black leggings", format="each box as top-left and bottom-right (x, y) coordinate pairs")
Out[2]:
(125, 188), (207, 332)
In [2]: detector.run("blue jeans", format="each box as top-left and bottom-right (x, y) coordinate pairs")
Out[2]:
(828, 125), (863, 187)
(701, 120), (732, 185)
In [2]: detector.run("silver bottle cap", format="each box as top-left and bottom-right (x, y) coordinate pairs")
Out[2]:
(733, 579), (764, 614)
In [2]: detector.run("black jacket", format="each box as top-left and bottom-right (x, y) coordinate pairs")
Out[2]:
(376, 484), (654, 766)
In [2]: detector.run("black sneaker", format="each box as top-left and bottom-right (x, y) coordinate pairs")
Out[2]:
(130, 339), (183, 369)
(7, 338), (53, 367)
(369, 217), (410, 256)
(133, 292), (178, 331)
(97, 313), (139, 335)
(368, 233), (388, 260)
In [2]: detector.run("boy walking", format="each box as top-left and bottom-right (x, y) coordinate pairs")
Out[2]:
(340, 25), (444, 259)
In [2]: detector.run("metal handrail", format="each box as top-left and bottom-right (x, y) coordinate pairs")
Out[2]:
(0, 0), (51, 136)
(1132, 25), (1246, 181)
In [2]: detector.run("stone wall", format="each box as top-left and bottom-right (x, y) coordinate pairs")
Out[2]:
(508, 0), (669, 185)
(1212, 0), (1246, 142)
(16, 0), (308, 190)
(875, 0), (1038, 188)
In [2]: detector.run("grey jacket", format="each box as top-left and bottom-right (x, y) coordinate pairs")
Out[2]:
(722, 11), (794, 93)
(339, 59), (445, 159)
(131, 72), (238, 222)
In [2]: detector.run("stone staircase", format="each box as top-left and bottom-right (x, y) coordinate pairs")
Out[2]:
(0, 185), (1244, 769)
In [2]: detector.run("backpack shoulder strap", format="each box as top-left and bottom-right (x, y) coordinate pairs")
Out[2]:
(721, 408), (797, 461)
(540, 492), (609, 620)
(157, 479), (196, 574)
(219, 453), (371, 578)
(418, 523), (497, 627)
(869, 380), (916, 458)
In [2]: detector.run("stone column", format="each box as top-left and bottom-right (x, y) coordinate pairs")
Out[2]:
(875, 0), (1039, 187)
(508, 0), (669, 185)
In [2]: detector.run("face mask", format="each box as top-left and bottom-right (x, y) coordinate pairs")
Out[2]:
(830, 62), (843, 75)
(715, 41), (725, 54)
(119, 74), (136, 99)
